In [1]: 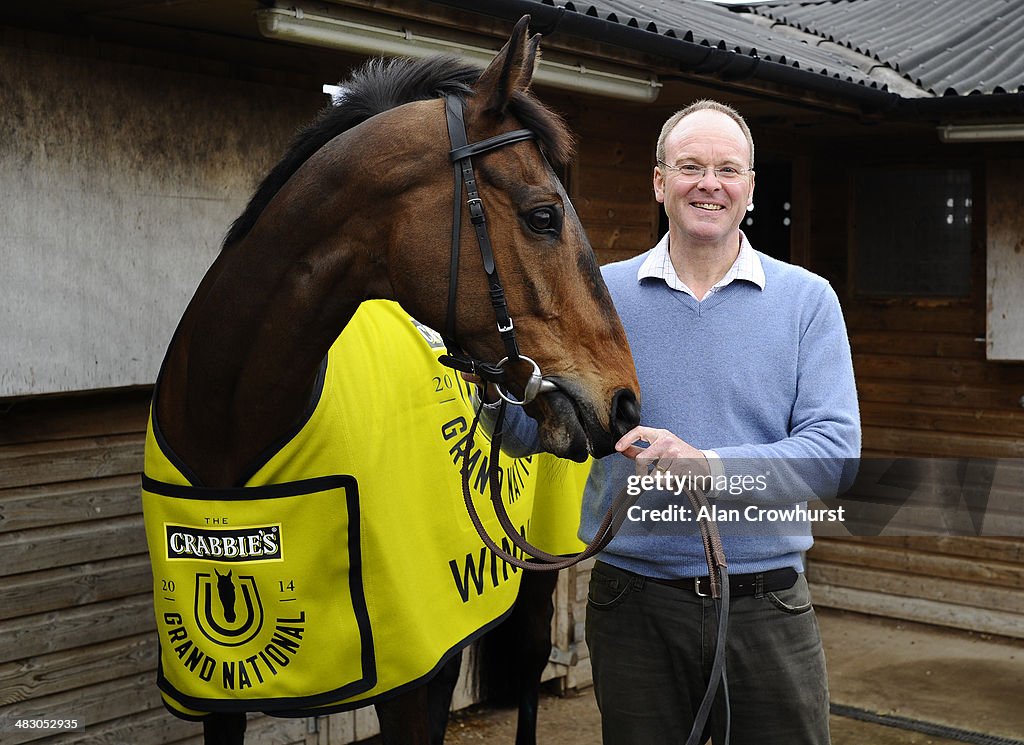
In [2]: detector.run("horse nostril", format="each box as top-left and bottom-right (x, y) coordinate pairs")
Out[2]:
(610, 388), (641, 439)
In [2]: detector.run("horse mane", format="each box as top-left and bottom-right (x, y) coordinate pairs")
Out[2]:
(223, 54), (574, 250)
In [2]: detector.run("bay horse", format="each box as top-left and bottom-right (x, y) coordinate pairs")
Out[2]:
(150, 16), (639, 745)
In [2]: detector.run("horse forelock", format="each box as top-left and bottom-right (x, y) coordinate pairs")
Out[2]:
(507, 91), (575, 169)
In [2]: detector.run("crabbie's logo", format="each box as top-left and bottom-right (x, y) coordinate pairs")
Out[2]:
(165, 524), (282, 562)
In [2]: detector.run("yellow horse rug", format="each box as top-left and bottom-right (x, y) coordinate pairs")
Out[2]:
(142, 300), (587, 718)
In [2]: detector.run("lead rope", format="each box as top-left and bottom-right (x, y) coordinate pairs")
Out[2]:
(681, 483), (730, 745)
(459, 399), (731, 744)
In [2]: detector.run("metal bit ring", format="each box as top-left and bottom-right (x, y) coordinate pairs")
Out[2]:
(493, 355), (556, 405)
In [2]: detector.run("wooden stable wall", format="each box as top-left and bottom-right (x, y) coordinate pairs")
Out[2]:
(0, 391), (322, 743)
(0, 391), (567, 744)
(564, 99), (664, 265)
(803, 152), (1024, 640)
(1, 391), (171, 743)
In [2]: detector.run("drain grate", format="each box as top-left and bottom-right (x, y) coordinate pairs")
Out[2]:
(831, 703), (1024, 745)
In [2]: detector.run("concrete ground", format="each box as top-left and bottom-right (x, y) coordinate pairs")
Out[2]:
(445, 607), (1024, 744)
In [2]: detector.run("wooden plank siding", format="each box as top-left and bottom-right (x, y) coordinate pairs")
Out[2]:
(0, 384), (597, 742)
(806, 153), (1024, 639)
(565, 99), (664, 262)
(0, 390), (336, 743)
(0, 390), (170, 742)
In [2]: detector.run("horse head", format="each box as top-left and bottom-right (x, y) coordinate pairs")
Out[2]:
(214, 569), (237, 623)
(382, 17), (641, 460)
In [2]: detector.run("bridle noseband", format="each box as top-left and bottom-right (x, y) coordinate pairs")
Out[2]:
(437, 94), (555, 406)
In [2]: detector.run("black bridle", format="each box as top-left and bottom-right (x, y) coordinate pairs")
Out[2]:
(436, 92), (633, 564)
(437, 94), (553, 406)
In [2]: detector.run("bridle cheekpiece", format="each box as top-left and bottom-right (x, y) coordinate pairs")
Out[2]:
(437, 93), (555, 406)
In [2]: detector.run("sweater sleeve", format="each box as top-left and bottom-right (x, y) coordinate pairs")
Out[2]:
(711, 282), (861, 504)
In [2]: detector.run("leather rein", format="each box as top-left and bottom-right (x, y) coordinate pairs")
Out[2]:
(436, 93), (730, 745)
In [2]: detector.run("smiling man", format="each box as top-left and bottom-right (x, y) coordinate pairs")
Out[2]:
(584, 100), (861, 744)
(652, 105), (756, 297)
(482, 99), (860, 744)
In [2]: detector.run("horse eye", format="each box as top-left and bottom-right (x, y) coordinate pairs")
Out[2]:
(526, 206), (560, 234)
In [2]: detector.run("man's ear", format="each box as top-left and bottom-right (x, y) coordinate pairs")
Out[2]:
(654, 166), (667, 204)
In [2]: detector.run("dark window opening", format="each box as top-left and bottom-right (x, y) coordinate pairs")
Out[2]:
(853, 168), (972, 297)
(743, 162), (791, 263)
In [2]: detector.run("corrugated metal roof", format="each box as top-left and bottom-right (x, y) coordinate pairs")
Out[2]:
(550, 0), (886, 87)
(540, 0), (901, 84)
(532, 0), (1024, 98)
(750, 0), (1024, 96)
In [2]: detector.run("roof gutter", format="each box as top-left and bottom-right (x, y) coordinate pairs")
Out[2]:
(425, 0), (901, 113)
(903, 92), (1024, 119)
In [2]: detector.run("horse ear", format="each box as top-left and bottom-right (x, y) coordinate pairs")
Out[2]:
(472, 15), (540, 116)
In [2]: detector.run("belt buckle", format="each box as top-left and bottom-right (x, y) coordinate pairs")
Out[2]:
(694, 576), (710, 597)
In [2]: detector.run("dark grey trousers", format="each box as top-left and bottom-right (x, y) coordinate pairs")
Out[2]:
(586, 561), (830, 745)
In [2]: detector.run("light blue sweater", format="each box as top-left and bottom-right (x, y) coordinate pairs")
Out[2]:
(501, 247), (861, 578)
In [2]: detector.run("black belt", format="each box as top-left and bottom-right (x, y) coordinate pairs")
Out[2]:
(648, 566), (798, 597)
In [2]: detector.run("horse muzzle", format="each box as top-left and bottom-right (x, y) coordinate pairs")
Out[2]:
(532, 378), (640, 461)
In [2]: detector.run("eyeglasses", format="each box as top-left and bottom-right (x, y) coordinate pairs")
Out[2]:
(657, 161), (753, 184)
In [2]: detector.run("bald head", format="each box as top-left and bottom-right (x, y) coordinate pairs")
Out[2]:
(656, 100), (754, 169)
